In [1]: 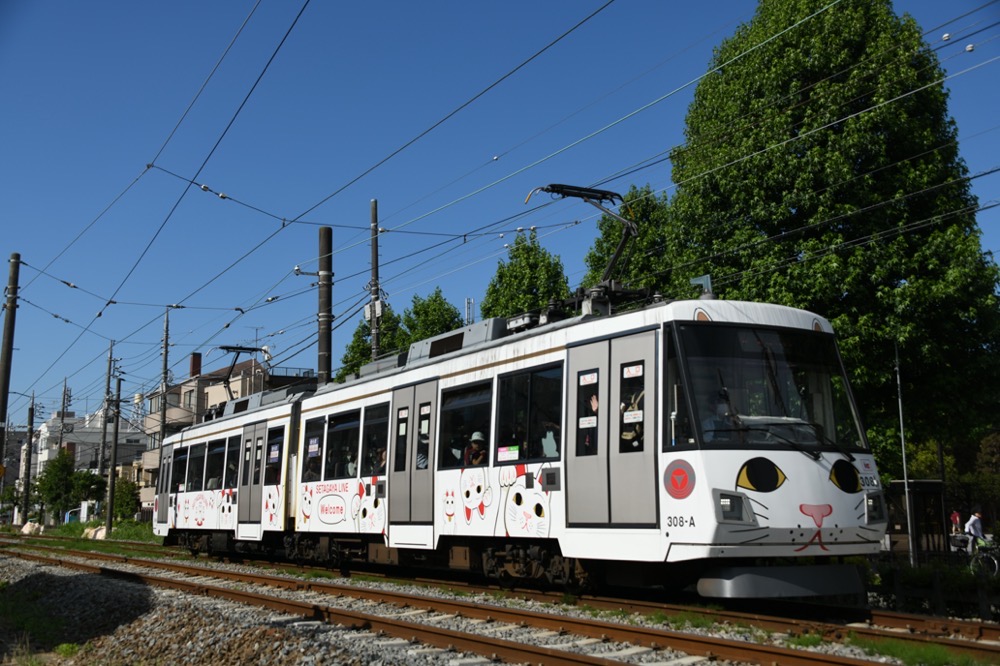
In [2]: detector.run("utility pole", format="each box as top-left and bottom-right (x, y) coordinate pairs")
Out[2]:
(20, 393), (34, 525)
(105, 374), (121, 533)
(0, 253), (21, 451)
(99, 340), (114, 476)
(369, 199), (381, 361)
(317, 226), (333, 383)
(58, 378), (68, 449)
(159, 307), (170, 449)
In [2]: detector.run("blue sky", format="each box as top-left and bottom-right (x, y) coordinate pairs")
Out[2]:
(1, 1), (997, 429)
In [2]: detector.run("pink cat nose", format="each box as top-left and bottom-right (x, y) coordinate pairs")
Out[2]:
(800, 503), (833, 527)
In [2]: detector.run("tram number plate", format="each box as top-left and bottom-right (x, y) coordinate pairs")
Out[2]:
(665, 515), (695, 528)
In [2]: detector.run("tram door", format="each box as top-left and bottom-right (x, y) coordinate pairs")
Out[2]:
(566, 330), (658, 527)
(156, 444), (173, 524)
(238, 421), (267, 524)
(388, 380), (438, 525)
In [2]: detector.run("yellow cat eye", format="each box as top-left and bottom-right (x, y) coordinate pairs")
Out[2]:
(736, 457), (787, 492)
(829, 459), (862, 493)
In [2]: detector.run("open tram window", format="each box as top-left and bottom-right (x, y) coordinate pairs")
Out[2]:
(205, 439), (226, 490)
(302, 416), (324, 482)
(619, 361), (645, 453)
(171, 448), (188, 493)
(187, 443), (207, 491)
(264, 426), (284, 485)
(496, 363), (563, 464)
(224, 435), (240, 488)
(325, 411), (360, 480)
(438, 383), (492, 469)
(576, 369), (600, 457)
(361, 403), (389, 477)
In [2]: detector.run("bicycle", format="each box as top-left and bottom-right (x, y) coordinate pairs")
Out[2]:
(968, 536), (999, 577)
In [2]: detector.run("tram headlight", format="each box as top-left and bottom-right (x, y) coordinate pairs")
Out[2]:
(865, 492), (887, 524)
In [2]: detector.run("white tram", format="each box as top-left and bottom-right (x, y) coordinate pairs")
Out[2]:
(154, 297), (888, 598)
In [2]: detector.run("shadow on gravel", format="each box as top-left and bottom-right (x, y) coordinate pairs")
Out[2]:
(0, 569), (153, 661)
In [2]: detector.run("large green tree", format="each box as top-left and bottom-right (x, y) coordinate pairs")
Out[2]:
(481, 230), (571, 319)
(587, 0), (1000, 478)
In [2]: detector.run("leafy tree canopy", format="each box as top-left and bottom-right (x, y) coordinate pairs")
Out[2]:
(583, 185), (675, 291)
(335, 288), (463, 382)
(113, 478), (140, 521)
(34, 449), (106, 522)
(585, 0), (1000, 478)
(481, 230), (570, 319)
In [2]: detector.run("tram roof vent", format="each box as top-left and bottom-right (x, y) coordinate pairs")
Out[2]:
(407, 318), (508, 364)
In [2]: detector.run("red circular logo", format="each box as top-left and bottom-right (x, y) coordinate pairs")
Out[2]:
(664, 460), (696, 500)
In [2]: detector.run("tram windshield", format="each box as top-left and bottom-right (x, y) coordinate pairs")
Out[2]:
(676, 323), (867, 453)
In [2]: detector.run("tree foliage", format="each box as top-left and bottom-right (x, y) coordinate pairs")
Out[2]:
(583, 185), (674, 290)
(335, 288), (463, 382)
(113, 478), (140, 521)
(34, 449), (106, 522)
(402, 287), (464, 344)
(481, 230), (570, 319)
(584, 0), (1000, 478)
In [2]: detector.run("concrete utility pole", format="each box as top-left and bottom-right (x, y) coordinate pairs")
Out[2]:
(20, 393), (34, 524)
(0, 253), (21, 450)
(58, 378), (68, 449)
(105, 375), (121, 533)
(369, 199), (381, 361)
(317, 226), (333, 383)
(159, 307), (170, 449)
(99, 340), (114, 476)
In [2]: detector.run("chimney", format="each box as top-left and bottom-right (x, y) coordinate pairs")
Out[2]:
(190, 352), (202, 377)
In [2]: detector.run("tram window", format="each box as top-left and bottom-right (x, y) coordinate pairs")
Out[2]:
(224, 435), (240, 488)
(664, 328), (695, 450)
(619, 361), (645, 453)
(496, 363), (563, 464)
(252, 436), (264, 484)
(361, 403), (390, 477)
(264, 426), (284, 485)
(417, 403), (431, 469)
(325, 410), (360, 480)
(187, 443), (207, 492)
(302, 416), (324, 482)
(205, 439), (226, 490)
(576, 369), (599, 457)
(171, 448), (188, 493)
(438, 383), (492, 469)
(393, 406), (409, 473)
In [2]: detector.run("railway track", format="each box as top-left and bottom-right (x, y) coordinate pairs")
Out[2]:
(3, 541), (998, 665)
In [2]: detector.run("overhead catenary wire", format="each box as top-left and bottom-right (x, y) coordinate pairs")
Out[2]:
(9, 2), (1000, 418)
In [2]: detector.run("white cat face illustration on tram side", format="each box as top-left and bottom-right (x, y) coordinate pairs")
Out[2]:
(264, 486), (282, 528)
(731, 456), (878, 550)
(460, 467), (492, 524)
(219, 488), (236, 529)
(355, 481), (386, 535)
(503, 473), (550, 538)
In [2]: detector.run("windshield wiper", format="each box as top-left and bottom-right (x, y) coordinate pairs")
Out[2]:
(805, 421), (855, 461)
(745, 425), (822, 460)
